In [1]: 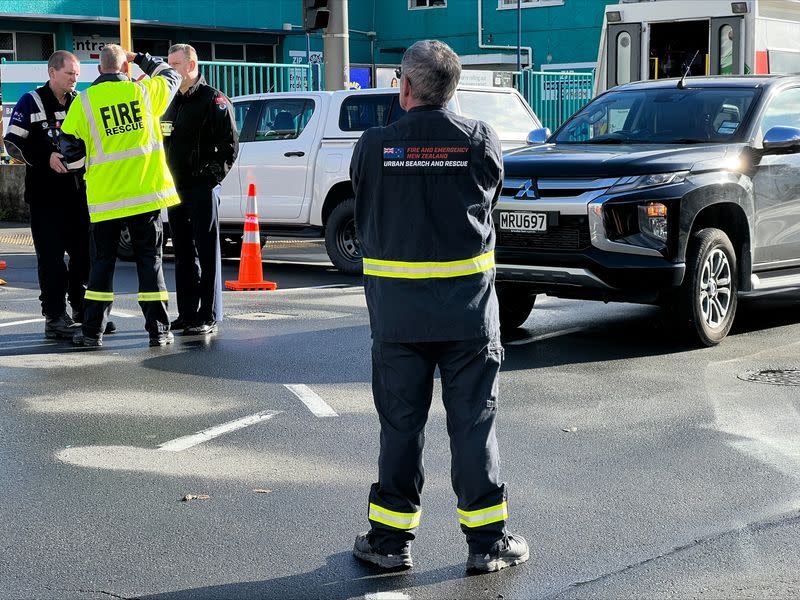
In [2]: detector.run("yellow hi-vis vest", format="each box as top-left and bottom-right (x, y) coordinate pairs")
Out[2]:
(61, 76), (179, 223)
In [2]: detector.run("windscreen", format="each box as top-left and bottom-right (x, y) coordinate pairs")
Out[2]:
(456, 90), (538, 140)
(552, 87), (760, 144)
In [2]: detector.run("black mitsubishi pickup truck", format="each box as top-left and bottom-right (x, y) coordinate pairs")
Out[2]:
(495, 76), (800, 346)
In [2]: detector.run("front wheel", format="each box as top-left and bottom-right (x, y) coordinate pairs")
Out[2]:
(677, 227), (738, 346)
(496, 283), (537, 330)
(324, 198), (362, 275)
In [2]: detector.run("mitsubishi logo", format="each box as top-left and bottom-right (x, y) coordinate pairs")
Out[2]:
(515, 179), (539, 199)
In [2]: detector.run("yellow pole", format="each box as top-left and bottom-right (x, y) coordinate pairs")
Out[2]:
(120, 0), (132, 52)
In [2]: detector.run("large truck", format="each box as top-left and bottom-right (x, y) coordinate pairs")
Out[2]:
(595, 0), (800, 95)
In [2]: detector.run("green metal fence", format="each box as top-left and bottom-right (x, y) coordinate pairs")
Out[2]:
(515, 70), (595, 132)
(199, 61), (324, 97)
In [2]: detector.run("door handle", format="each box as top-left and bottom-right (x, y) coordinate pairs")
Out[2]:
(284, 151), (305, 157)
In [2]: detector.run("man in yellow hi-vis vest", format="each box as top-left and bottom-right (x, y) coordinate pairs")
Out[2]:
(59, 45), (182, 347)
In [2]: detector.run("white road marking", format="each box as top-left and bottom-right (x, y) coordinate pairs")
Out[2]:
(0, 317), (43, 328)
(285, 384), (339, 417)
(110, 309), (138, 318)
(274, 284), (356, 293)
(157, 410), (281, 452)
(505, 326), (587, 346)
(364, 593), (410, 600)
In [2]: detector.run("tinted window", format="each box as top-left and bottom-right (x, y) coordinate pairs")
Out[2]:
(760, 87), (800, 135)
(233, 101), (253, 133)
(339, 95), (394, 131)
(387, 97), (407, 124)
(553, 87), (759, 144)
(456, 91), (538, 140)
(255, 99), (315, 141)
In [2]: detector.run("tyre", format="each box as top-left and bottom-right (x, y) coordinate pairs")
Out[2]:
(677, 227), (738, 346)
(324, 198), (362, 275)
(496, 283), (537, 330)
(117, 225), (134, 261)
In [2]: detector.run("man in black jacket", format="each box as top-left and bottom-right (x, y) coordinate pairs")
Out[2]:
(4, 50), (113, 339)
(349, 40), (528, 573)
(163, 43), (239, 336)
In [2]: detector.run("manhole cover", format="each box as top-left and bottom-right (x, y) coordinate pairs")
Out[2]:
(738, 369), (800, 386)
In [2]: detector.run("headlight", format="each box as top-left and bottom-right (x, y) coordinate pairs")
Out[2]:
(609, 171), (688, 193)
(638, 202), (669, 242)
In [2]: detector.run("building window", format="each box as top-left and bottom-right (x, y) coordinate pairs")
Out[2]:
(0, 31), (55, 60)
(409, 0), (446, 9)
(134, 39), (171, 57)
(497, 0), (565, 9)
(189, 41), (275, 63)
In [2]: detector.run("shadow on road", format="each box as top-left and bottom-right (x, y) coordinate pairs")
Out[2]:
(138, 551), (510, 600)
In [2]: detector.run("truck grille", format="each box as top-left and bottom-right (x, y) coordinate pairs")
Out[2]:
(496, 216), (591, 250)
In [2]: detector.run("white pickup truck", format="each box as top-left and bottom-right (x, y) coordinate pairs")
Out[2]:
(217, 86), (541, 273)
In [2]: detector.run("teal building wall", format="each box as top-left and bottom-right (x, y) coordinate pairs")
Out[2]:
(0, 0), (606, 70)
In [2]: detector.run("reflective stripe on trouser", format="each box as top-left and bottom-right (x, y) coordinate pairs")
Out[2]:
(82, 212), (170, 338)
(362, 250), (494, 279)
(138, 291), (168, 302)
(85, 290), (114, 302)
(368, 503), (421, 530)
(367, 339), (508, 554)
(458, 501), (508, 528)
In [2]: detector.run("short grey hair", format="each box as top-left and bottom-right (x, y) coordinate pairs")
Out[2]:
(168, 43), (198, 63)
(99, 44), (127, 72)
(401, 40), (461, 107)
(48, 50), (79, 71)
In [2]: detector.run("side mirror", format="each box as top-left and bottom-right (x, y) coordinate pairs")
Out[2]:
(526, 127), (551, 145)
(762, 126), (800, 153)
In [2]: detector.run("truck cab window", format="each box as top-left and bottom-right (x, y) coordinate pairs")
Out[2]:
(339, 95), (394, 131)
(255, 99), (315, 141)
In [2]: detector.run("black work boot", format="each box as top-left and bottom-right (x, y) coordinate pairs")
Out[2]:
(149, 331), (175, 347)
(466, 534), (529, 573)
(170, 316), (190, 332)
(353, 532), (413, 570)
(104, 321), (117, 335)
(45, 314), (80, 339)
(72, 331), (103, 348)
(185, 321), (218, 336)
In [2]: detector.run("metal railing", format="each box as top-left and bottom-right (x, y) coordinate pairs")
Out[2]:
(199, 61), (324, 97)
(515, 70), (595, 131)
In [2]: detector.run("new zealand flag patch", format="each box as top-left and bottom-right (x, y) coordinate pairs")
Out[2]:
(383, 146), (405, 159)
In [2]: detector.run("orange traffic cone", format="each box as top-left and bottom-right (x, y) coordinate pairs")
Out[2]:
(0, 259), (6, 285)
(225, 184), (277, 291)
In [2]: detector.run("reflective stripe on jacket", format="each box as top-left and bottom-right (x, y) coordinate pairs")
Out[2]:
(61, 71), (179, 222)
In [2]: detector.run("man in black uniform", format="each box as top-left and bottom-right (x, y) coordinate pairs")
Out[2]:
(163, 43), (238, 336)
(3, 50), (114, 339)
(350, 40), (528, 573)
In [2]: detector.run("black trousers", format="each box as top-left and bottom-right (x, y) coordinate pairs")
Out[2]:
(82, 211), (169, 338)
(168, 185), (222, 324)
(28, 192), (90, 319)
(368, 337), (508, 554)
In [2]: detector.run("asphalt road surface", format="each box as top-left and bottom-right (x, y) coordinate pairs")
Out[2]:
(1, 227), (800, 600)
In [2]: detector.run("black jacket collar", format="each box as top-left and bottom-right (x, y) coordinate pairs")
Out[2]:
(37, 82), (75, 107)
(92, 73), (129, 85)
(178, 74), (207, 98)
(408, 105), (447, 114)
